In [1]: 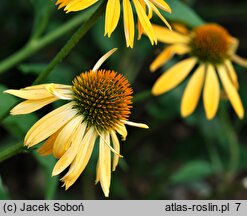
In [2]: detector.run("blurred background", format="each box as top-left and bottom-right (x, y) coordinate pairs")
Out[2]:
(0, 0), (247, 199)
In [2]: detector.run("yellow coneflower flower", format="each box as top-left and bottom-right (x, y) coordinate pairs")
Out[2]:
(55, 0), (171, 48)
(4, 48), (148, 197)
(150, 24), (247, 120)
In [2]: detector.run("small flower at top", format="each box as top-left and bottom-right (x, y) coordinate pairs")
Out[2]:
(4, 48), (148, 197)
(150, 23), (247, 120)
(55, 0), (172, 48)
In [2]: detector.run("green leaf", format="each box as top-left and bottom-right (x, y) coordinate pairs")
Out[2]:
(162, 0), (204, 27)
(0, 177), (10, 199)
(170, 160), (213, 184)
(33, 152), (59, 199)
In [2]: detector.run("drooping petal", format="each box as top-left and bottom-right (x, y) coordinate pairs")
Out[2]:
(24, 84), (71, 90)
(181, 64), (205, 117)
(232, 54), (247, 68)
(115, 123), (128, 140)
(10, 97), (58, 115)
(61, 127), (97, 189)
(105, 0), (120, 37)
(104, 133), (111, 188)
(24, 102), (76, 147)
(95, 158), (100, 184)
(46, 84), (74, 100)
(4, 89), (53, 100)
(53, 115), (83, 158)
(123, 0), (135, 48)
(137, 0), (146, 40)
(217, 64), (244, 119)
(150, 44), (190, 72)
(4, 84), (72, 100)
(152, 57), (197, 95)
(203, 64), (220, 120)
(38, 131), (59, 156)
(98, 132), (111, 197)
(148, 1), (171, 30)
(151, 0), (171, 12)
(52, 122), (87, 176)
(110, 131), (120, 171)
(64, 0), (98, 12)
(224, 59), (239, 89)
(172, 23), (190, 35)
(133, 0), (157, 45)
(152, 24), (190, 44)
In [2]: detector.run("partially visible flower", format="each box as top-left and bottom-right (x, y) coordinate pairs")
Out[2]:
(4, 48), (148, 197)
(56, 0), (172, 48)
(150, 23), (247, 120)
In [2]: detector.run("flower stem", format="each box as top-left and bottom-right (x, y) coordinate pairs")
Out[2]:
(0, 3), (106, 163)
(0, 6), (98, 74)
(206, 139), (224, 174)
(220, 107), (239, 182)
(0, 3), (105, 123)
(0, 142), (24, 163)
(33, 3), (105, 84)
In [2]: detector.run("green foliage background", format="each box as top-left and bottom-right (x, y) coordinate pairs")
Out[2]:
(0, 0), (247, 199)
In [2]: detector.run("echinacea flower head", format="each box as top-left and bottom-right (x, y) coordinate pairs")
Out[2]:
(55, 0), (172, 48)
(4, 48), (148, 197)
(150, 23), (247, 120)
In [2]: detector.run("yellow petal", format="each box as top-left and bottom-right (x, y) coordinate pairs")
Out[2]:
(224, 59), (239, 89)
(4, 84), (71, 100)
(53, 115), (83, 158)
(98, 133), (111, 197)
(148, 1), (171, 30)
(95, 158), (100, 184)
(61, 127), (97, 189)
(150, 0), (172, 13)
(203, 64), (220, 120)
(152, 57), (197, 95)
(4, 89), (53, 100)
(56, 0), (70, 9)
(110, 131), (120, 171)
(24, 84), (71, 90)
(115, 123), (128, 140)
(10, 97), (58, 115)
(92, 48), (117, 72)
(137, 0), (145, 40)
(181, 65), (205, 117)
(122, 120), (149, 129)
(52, 122), (87, 176)
(172, 23), (190, 35)
(65, 0), (98, 12)
(133, 0), (157, 45)
(152, 24), (190, 44)
(38, 130), (60, 156)
(105, 0), (120, 37)
(46, 84), (73, 100)
(25, 102), (76, 147)
(104, 133), (111, 187)
(123, 0), (135, 48)
(232, 54), (247, 68)
(217, 64), (244, 119)
(150, 44), (190, 72)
